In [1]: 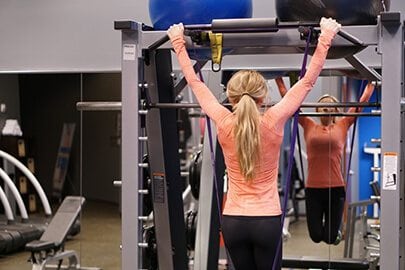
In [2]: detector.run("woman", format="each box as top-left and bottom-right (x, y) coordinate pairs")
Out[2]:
(167, 18), (341, 270)
(276, 78), (375, 245)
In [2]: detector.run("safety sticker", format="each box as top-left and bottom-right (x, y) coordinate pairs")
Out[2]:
(123, 44), (136, 61)
(152, 173), (165, 203)
(382, 152), (398, 190)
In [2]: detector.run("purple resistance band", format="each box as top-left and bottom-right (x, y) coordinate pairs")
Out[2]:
(196, 70), (223, 227)
(272, 28), (312, 270)
(197, 70), (231, 265)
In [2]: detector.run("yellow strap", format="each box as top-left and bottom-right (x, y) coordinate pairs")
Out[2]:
(208, 32), (223, 72)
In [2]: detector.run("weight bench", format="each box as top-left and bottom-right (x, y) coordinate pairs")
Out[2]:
(282, 256), (377, 270)
(25, 196), (100, 270)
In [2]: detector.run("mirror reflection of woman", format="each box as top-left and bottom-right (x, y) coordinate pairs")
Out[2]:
(276, 79), (375, 244)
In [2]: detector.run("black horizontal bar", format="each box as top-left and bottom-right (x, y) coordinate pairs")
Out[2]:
(148, 35), (169, 51)
(187, 112), (380, 118)
(299, 112), (380, 117)
(282, 257), (370, 269)
(150, 102), (380, 109)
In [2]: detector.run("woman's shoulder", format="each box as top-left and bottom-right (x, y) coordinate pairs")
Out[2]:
(335, 117), (351, 127)
(217, 113), (235, 135)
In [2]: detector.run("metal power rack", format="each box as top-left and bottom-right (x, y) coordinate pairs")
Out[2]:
(114, 12), (404, 270)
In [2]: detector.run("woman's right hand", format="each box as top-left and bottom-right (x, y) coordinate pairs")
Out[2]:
(320, 17), (341, 36)
(167, 23), (185, 41)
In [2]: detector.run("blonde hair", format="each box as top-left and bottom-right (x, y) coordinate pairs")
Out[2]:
(316, 94), (340, 123)
(226, 70), (268, 181)
(317, 94), (340, 105)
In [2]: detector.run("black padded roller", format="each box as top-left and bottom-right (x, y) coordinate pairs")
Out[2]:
(212, 18), (278, 33)
(0, 232), (12, 254)
(0, 224), (44, 254)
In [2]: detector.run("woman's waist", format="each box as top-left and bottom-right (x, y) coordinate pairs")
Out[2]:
(305, 177), (345, 188)
(223, 201), (282, 216)
(225, 190), (280, 208)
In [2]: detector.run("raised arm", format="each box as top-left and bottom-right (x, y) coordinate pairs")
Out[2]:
(274, 77), (315, 128)
(167, 23), (230, 124)
(343, 82), (375, 126)
(267, 18), (341, 129)
(347, 82), (375, 113)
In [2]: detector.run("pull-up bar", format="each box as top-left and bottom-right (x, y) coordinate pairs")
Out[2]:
(148, 17), (364, 51)
(76, 101), (380, 111)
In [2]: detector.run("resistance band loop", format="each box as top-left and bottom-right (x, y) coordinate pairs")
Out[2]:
(196, 70), (224, 228)
(288, 73), (306, 188)
(197, 69), (233, 266)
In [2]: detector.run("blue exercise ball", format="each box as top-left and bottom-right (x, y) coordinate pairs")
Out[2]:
(276, 0), (390, 25)
(149, 0), (253, 30)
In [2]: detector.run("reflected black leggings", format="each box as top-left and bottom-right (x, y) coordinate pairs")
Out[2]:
(305, 187), (346, 244)
(222, 215), (282, 270)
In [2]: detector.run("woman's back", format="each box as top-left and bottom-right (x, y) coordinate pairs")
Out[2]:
(218, 112), (284, 216)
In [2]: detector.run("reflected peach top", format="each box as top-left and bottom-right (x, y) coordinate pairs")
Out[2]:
(300, 84), (374, 188)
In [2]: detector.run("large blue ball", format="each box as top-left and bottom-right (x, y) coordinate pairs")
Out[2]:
(149, 0), (253, 30)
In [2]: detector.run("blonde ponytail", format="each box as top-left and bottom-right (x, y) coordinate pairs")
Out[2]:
(227, 70), (268, 181)
(234, 96), (261, 180)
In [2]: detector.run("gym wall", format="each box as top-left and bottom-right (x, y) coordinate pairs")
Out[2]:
(0, 75), (20, 130)
(0, 0), (279, 73)
(391, 0), (405, 11)
(0, 1), (403, 73)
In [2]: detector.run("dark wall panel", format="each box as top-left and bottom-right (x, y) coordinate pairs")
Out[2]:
(18, 73), (121, 204)
(19, 74), (81, 200)
(82, 73), (121, 203)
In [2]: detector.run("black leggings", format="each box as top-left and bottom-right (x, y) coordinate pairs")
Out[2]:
(305, 187), (346, 244)
(222, 215), (282, 270)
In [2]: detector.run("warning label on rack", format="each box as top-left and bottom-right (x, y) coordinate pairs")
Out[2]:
(382, 152), (398, 190)
(123, 44), (136, 61)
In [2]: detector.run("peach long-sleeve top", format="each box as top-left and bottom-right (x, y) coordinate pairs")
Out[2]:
(171, 29), (335, 216)
(301, 84), (375, 188)
(277, 81), (375, 188)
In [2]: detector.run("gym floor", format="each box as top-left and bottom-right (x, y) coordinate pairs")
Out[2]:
(0, 200), (347, 270)
(0, 200), (121, 270)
